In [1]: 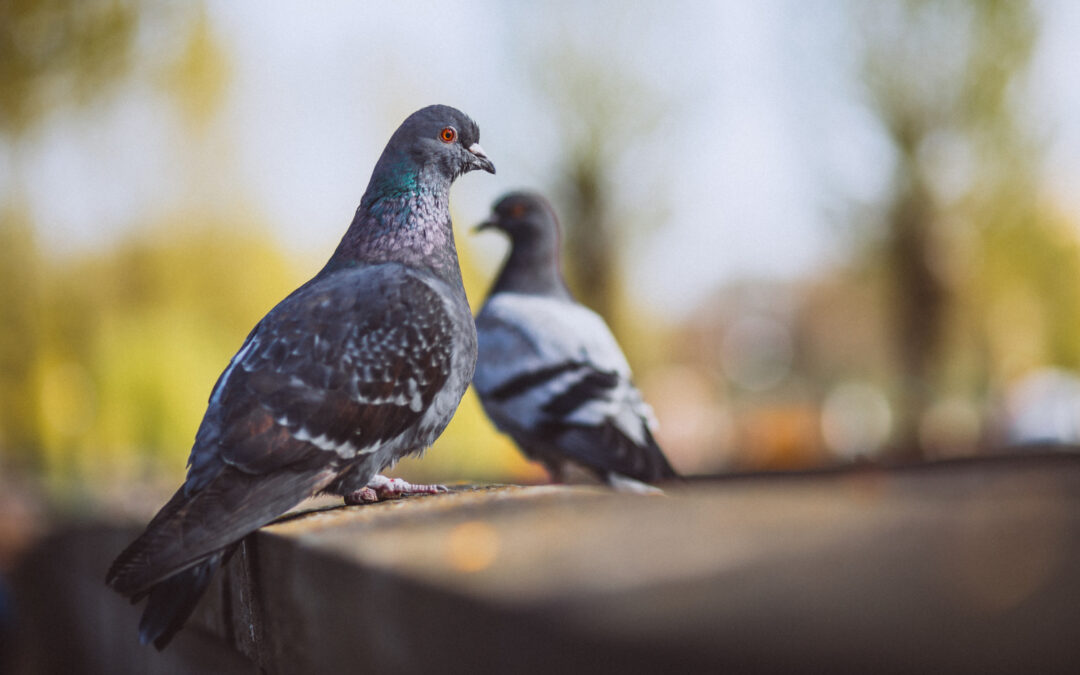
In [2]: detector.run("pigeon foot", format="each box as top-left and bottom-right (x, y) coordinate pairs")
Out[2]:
(343, 487), (379, 505)
(344, 474), (448, 504)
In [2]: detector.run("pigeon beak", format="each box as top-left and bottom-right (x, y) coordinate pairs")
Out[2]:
(473, 217), (498, 233)
(468, 143), (496, 174)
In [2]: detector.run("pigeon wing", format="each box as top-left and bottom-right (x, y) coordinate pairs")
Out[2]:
(108, 265), (455, 595)
(475, 293), (675, 481)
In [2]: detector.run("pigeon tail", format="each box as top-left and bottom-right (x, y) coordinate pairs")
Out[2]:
(106, 484), (196, 595)
(561, 419), (680, 485)
(137, 553), (224, 650)
(635, 424), (681, 482)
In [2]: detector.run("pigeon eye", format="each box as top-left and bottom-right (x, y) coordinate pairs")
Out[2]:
(440, 127), (457, 143)
(509, 204), (526, 218)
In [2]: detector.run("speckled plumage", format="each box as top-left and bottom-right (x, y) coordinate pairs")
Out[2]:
(107, 105), (493, 649)
(474, 192), (677, 490)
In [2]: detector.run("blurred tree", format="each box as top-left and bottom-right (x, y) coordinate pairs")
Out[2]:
(0, 2), (538, 493)
(0, 0), (239, 488)
(1, 0), (146, 472)
(158, 3), (228, 133)
(0, 0), (142, 135)
(534, 50), (669, 330)
(854, 0), (1051, 459)
(0, 207), (43, 470)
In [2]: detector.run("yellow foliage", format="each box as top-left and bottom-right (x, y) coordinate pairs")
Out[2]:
(1, 214), (301, 489)
(160, 5), (229, 132)
(0, 212), (547, 496)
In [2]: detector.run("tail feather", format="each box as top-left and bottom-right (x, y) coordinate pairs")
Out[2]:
(106, 484), (196, 595)
(638, 424), (680, 482)
(107, 464), (333, 597)
(138, 554), (223, 650)
(552, 421), (680, 485)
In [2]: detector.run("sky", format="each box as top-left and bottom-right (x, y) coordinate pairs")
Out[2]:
(6, 0), (1080, 319)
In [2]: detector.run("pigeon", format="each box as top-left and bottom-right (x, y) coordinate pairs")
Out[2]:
(106, 104), (494, 649)
(472, 192), (678, 492)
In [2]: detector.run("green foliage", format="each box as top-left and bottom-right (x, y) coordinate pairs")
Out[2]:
(533, 43), (670, 328)
(0, 217), (299, 481)
(0, 206), (44, 466)
(0, 0), (140, 134)
(158, 4), (228, 132)
(976, 209), (1080, 378)
(849, 0), (1080, 456)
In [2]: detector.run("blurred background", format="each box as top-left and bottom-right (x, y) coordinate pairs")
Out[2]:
(2, 0), (1080, 560)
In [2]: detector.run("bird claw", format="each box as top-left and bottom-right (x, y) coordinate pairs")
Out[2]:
(343, 487), (380, 505)
(344, 475), (448, 504)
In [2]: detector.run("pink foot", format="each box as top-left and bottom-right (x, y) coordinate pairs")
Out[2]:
(343, 474), (448, 504)
(343, 487), (379, 505)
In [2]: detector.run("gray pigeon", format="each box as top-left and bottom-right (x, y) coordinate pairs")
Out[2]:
(106, 105), (494, 649)
(473, 192), (677, 492)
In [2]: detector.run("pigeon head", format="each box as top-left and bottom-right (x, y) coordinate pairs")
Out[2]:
(475, 191), (558, 244)
(372, 105), (494, 194)
(476, 191), (570, 299)
(333, 105), (494, 283)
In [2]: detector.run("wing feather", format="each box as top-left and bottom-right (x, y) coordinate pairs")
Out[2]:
(475, 293), (676, 483)
(109, 265), (456, 596)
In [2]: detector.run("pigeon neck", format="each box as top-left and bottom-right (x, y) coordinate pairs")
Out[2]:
(325, 160), (463, 288)
(490, 231), (571, 299)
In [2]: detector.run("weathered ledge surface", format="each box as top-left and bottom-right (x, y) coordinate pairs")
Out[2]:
(12, 454), (1080, 674)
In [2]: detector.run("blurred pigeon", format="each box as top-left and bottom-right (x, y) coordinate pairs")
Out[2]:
(473, 192), (677, 492)
(106, 105), (494, 649)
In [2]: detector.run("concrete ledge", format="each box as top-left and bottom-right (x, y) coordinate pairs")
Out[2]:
(11, 454), (1080, 674)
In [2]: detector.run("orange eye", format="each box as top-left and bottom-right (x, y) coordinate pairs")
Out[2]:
(440, 127), (457, 143)
(509, 204), (526, 218)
